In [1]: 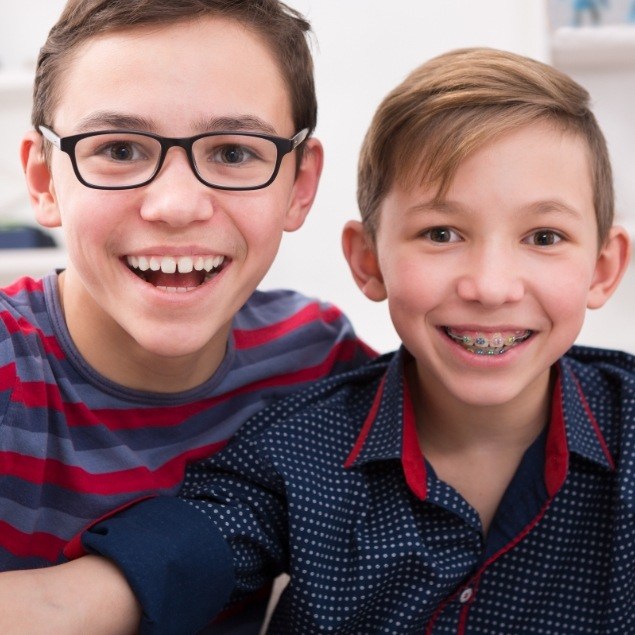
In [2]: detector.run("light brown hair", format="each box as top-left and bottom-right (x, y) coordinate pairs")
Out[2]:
(33, 0), (316, 160)
(358, 47), (613, 245)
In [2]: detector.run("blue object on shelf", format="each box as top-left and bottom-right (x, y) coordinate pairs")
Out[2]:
(0, 226), (57, 249)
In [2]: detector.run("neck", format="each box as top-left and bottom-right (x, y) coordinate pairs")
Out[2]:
(58, 271), (229, 393)
(406, 358), (552, 456)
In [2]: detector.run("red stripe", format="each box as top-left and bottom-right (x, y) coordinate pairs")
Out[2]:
(0, 440), (226, 495)
(58, 339), (363, 431)
(570, 370), (615, 469)
(345, 376), (385, 468)
(545, 370), (569, 497)
(2, 277), (45, 297)
(401, 376), (427, 500)
(1, 312), (65, 359)
(0, 519), (66, 563)
(0, 362), (16, 390)
(233, 303), (343, 349)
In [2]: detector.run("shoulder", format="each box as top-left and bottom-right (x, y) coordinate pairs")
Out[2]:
(230, 353), (394, 445)
(229, 289), (374, 377)
(0, 276), (51, 344)
(563, 346), (635, 485)
(563, 345), (635, 393)
(233, 288), (347, 331)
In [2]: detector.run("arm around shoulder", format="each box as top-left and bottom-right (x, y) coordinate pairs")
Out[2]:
(77, 496), (236, 635)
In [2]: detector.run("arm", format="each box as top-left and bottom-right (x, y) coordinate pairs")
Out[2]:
(77, 496), (237, 635)
(0, 556), (141, 635)
(76, 430), (289, 634)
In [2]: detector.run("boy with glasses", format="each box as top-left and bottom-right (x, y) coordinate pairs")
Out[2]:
(0, 0), (372, 631)
(44, 47), (634, 634)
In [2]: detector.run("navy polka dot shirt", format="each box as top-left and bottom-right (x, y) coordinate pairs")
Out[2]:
(82, 345), (635, 634)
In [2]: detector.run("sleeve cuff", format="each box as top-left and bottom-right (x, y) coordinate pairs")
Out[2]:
(79, 496), (235, 635)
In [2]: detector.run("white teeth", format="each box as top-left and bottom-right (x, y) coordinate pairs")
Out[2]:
(177, 256), (194, 273)
(156, 286), (197, 293)
(127, 255), (225, 274)
(160, 256), (177, 274)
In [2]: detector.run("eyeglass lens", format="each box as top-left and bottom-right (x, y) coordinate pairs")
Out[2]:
(73, 132), (280, 188)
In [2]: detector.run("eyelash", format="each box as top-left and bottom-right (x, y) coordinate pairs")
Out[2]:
(419, 227), (566, 247)
(523, 229), (565, 246)
(419, 227), (461, 243)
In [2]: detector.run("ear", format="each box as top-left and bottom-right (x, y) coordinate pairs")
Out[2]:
(587, 225), (631, 309)
(20, 130), (62, 228)
(342, 220), (387, 302)
(283, 137), (324, 232)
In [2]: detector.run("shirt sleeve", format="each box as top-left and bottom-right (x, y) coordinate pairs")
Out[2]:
(79, 496), (236, 635)
(78, 428), (289, 634)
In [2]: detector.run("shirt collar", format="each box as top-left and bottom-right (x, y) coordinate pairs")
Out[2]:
(556, 356), (615, 470)
(344, 348), (427, 499)
(345, 348), (614, 501)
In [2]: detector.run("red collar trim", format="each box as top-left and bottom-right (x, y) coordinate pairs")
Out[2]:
(401, 375), (428, 500)
(344, 376), (386, 468)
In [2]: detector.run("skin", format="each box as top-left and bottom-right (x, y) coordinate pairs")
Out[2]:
(21, 17), (323, 393)
(1, 15), (323, 633)
(344, 122), (630, 531)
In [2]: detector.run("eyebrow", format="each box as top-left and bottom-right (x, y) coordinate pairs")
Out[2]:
(407, 199), (584, 220)
(74, 112), (279, 136)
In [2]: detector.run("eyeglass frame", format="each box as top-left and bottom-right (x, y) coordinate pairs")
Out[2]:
(38, 125), (309, 191)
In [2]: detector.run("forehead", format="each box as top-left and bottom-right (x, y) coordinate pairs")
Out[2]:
(53, 16), (293, 136)
(380, 123), (596, 229)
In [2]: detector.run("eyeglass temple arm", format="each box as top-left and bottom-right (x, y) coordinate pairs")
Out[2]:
(38, 126), (62, 149)
(291, 128), (309, 149)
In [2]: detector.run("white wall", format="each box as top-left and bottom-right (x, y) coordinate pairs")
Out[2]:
(1, 1), (632, 353)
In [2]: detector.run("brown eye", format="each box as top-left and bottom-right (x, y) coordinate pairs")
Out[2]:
(110, 143), (135, 161)
(425, 227), (457, 243)
(530, 230), (562, 246)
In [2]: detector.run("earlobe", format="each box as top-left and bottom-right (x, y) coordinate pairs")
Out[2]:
(283, 137), (324, 232)
(342, 220), (387, 302)
(587, 225), (631, 309)
(21, 131), (62, 228)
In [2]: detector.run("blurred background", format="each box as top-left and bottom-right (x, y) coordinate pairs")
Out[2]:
(0, 0), (633, 353)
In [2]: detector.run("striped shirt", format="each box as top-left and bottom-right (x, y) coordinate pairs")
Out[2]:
(0, 273), (372, 569)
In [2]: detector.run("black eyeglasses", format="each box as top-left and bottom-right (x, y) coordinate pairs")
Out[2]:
(38, 126), (308, 191)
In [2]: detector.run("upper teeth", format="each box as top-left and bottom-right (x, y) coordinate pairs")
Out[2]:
(126, 255), (225, 273)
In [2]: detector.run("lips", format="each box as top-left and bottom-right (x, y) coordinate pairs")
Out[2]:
(444, 327), (533, 355)
(125, 254), (226, 292)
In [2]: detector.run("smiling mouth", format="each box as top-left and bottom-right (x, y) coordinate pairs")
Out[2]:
(125, 255), (227, 293)
(444, 327), (533, 355)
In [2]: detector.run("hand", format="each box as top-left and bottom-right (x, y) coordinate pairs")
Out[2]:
(0, 556), (142, 634)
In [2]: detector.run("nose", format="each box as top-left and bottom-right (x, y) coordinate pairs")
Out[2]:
(455, 243), (524, 307)
(139, 147), (214, 227)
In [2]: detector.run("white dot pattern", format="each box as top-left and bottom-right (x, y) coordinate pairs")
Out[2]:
(182, 346), (635, 633)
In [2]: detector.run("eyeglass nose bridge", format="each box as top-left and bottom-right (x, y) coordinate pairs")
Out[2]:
(151, 136), (204, 187)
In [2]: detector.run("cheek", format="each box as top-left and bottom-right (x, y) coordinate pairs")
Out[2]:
(537, 261), (596, 322)
(57, 189), (131, 250)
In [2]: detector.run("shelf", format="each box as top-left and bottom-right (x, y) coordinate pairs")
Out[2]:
(552, 25), (635, 69)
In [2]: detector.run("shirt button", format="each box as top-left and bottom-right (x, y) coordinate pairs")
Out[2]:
(459, 588), (473, 603)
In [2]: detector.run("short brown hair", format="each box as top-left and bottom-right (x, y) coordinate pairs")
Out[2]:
(33, 0), (316, 158)
(358, 47), (614, 245)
